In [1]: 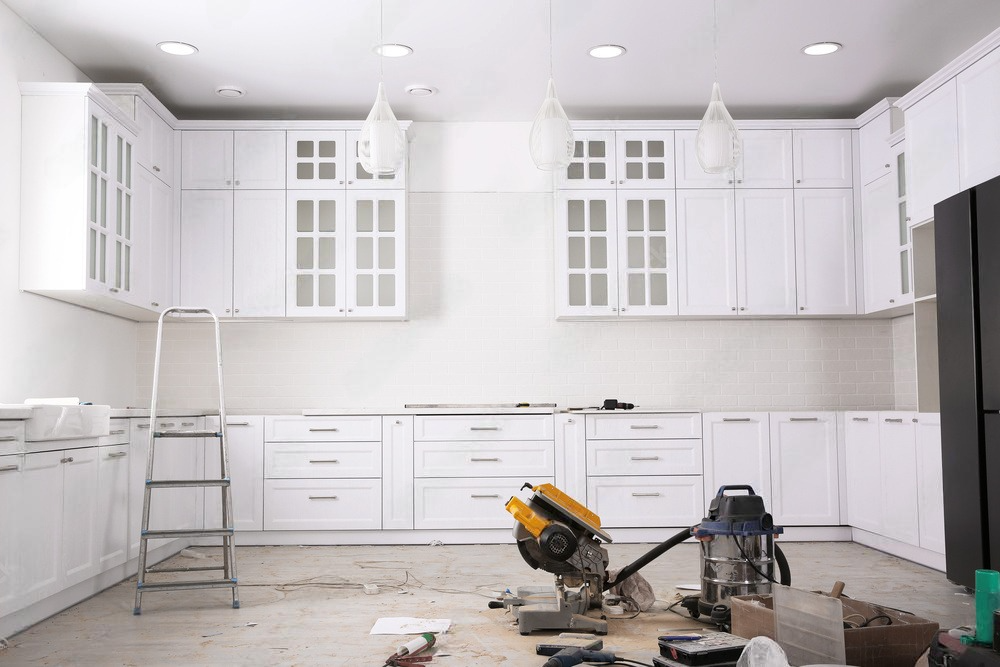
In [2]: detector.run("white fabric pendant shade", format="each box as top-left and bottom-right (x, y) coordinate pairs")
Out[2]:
(529, 78), (574, 171)
(696, 82), (742, 174)
(358, 82), (406, 176)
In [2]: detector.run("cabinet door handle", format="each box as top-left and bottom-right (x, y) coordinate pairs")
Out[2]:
(470, 426), (500, 431)
(722, 418), (752, 422)
(181, 422), (195, 427)
(151, 302), (160, 307)
(471, 494), (500, 499)
(153, 165), (161, 172)
(630, 456), (660, 461)
(309, 427), (340, 432)
(226, 421), (250, 426)
(0, 464), (19, 472)
(60, 457), (74, 464)
(884, 418), (904, 423)
(632, 492), (661, 497)
(470, 457), (500, 462)
(789, 417), (819, 422)
(160, 422), (176, 428)
(308, 495), (338, 500)
(852, 417), (869, 422)
(110, 429), (126, 435)
(0, 435), (17, 442)
(309, 459), (340, 464)
(137, 424), (150, 429)
(629, 425), (659, 430)
(107, 452), (128, 459)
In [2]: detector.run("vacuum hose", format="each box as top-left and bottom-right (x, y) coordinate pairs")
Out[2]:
(602, 526), (692, 591)
(775, 542), (790, 586)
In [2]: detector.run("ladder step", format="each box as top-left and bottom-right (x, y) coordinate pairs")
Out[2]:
(137, 579), (238, 593)
(146, 478), (230, 488)
(154, 430), (222, 438)
(147, 565), (226, 574)
(142, 528), (234, 539)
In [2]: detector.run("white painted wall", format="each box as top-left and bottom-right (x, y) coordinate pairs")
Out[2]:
(0, 4), (137, 406)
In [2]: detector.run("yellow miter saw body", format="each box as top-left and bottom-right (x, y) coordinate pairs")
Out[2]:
(495, 483), (614, 635)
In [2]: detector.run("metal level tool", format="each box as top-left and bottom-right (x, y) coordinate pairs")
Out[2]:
(133, 307), (239, 614)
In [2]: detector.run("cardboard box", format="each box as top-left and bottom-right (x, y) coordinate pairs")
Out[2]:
(731, 593), (939, 667)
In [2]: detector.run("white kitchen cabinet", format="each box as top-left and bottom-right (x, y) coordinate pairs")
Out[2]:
(382, 416), (414, 530)
(559, 130), (674, 190)
(794, 189), (857, 315)
(675, 130), (736, 188)
(861, 172), (904, 313)
(736, 189), (797, 315)
(264, 479), (383, 530)
(179, 189), (286, 317)
(19, 83), (142, 315)
(181, 130), (286, 190)
(586, 475), (703, 528)
(413, 477), (546, 530)
(878, 413), (920, 546)
(205, 416), (264, 532)
(615, 190), (678, 316)
(133, 167), (174, 311)
(702, 413), (771, 510)
(286, 130), (405, 190)
(285, 189), (407, 318)
(792, 129), (853, 188)
(843, 413), (882, 533)
(858, 105), (901, 186)
(0, 453), (22, 612)
(768, 412), (839, 526)
(957, 45), (1000, 190)
(675, 129), (793, 189)
(135, 98), (175, 186)
(676, 190), (737, 315)
(559, 131), (618, 189)
(905, 79), (960, 225)
(556, 190), (618, 316)
(96, 443), (130, 572)
(914, 413), (945, 554)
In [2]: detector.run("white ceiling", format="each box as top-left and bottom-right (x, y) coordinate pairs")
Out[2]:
(5, 0), (1000, 123)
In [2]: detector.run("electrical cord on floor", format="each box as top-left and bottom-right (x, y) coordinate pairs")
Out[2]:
(613, 658), (654, 667)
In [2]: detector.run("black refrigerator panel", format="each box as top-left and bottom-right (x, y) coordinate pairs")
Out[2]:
(935, 188), (987, 588)
(976, 177), (1000, 410)
(985, 415), (1000, 571)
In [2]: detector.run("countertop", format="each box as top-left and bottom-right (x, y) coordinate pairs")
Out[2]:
(0, 405), (34, 420)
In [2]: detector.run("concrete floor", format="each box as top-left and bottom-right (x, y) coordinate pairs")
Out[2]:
(0, 541), (972, 666)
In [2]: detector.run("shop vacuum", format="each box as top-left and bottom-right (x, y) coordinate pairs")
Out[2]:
(495, 483), (790, 634)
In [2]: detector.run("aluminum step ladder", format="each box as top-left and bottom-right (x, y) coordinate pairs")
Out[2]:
(133, 307), (238, 614)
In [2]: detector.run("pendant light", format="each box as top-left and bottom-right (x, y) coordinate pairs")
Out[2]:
(529, 0), (573, 170)
(695, 0), (741, 174)
(358, 0), (406, 176)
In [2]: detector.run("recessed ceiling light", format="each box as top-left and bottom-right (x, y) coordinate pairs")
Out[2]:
(405, 85), (437, 97)
(588, 44), (626, 59)
(802, 42), (842, 56)
(215, 86), (245, 98)
(373, 43), (413, 57)
(157, 41), (198, 56)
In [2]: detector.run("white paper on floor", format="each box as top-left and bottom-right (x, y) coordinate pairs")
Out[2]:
(369, 617), (452, 635)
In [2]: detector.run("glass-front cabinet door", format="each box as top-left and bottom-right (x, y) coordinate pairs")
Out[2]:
(112, 133), (133, 300)
(555, 190), (619, 317)
(286, 131), (346, 190)
(558, 132), (617, 189)
(286, 191), (346, 316)
(87, 112), (111, 291)
(347, 191), (406, 317)
(616, 191), (677, 316)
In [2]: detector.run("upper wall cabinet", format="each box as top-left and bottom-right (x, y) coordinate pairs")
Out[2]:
(957, 45), (1000, 191)
(904, 80), (960, 226)
(286, 130), (406, 190)
(791, 129), (853, 188)
(18, 83), (150, 319)
(675, 129), (793, 189)
(858, 101), (902, 186)
(558, 131), (675, 190)
(135, 100), (175, 187)
(181, 130), (286, 190)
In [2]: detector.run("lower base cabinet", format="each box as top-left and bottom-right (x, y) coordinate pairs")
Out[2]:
(586, 475), (703, 528)
(413, 477), (549, 530)
(205, 416), (264, 532)
(768, 412), (840, 526)
(263, 478), (381, 530)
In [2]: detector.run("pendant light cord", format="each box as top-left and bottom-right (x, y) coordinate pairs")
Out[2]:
(713, 0), (718, 83)
(379, 0), (385, 82)
(548, 0), (554, 78)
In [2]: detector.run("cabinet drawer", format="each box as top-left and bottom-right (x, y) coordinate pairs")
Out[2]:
(586, 439), (702, 476)
(99, 418), (130, 447)
(263, 479), (381, 530)
(265, 442), (380, 478)
(413, 477), (551, 529)
(586, 413), (700, 440)
(413, 415), (553, 441)
(586, 475), (704, 528)
(414, 441), (553, 478)
(265, 416), (382, 442)
(0, 421), (25, 456)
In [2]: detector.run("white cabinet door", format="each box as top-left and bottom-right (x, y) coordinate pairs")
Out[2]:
(914, 413), (946, 554)
(794, 189), (857, 315)
(182, 131), (234, 189)
(736, 189), (796, 315)
(905, 79), (960, 225)
(264, 478), (382, 530)
(286, 130), (347, 189)
(617, 190), (678, 316)
(614, 131), (675, 189)
(878, 413), (920, 546)
(737, 129), (794, 189)
(345, 129), (407, 190)
(586, 475), (703, 528)
(286, 190), (347, 316)
(555, 190), (619, 317)
(382, 416), (414, 530)
(233, 190), (286, 317)
(205, 417), (264, 532)
(861, 173), (902, 313)
(19, 451), (62, 606)
(412, 478), (543, 529)
(792, 129), (853, 188)
(957, 45), (1000, 190)
(0, 454), (22, 612)
(233, 131), (286, 189)
(768, 412), (839, 526)
(676, 190), (737, 315)
(843, 412), (881, 533)
(559, 131), (617, 189)
(97, 444), (130, 571)
(859, 110), (895, 186)
(346, 190), (407, 318)
(136, 99), (174, 186)
(182, 130), (285, 190)
(674, 130), (735, 189)
(702, 413), (771, 509)
(180, 190), (234, 316)
(132, 167), (174, 312)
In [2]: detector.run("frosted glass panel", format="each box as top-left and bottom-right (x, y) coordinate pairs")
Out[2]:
(899, 203), (908, 245)
(356, 274), (373, 307)
(297, 200), (314, 232)
(590, 237), (608, 269)
(318, 238), (336, 269)
(627, 237), (644, 269)
(567, 200), (585, 231)
(650, 273), (668, 305)
(897, 153), (906, 197)
(123, 244), (130, 291)
(627, 200), (643, 231)
(589, 200), (607, 231)
(318, 201), (336, 232)
(648, 141), (665, 158)
(378, 200), (395, 231)
(568, 274), (586, 306)
(90, 173), (97, 223)
(297, 163), (314, 180)
(378, 275), (396, 307)
(319, 141), (336, 158)
(591, 274), (608, 306)
(588, 163), (606, 180)
(378, 237), (395, 269)
(625, 141), (641, 158)
(589, 141), (606, 158)
(90, 115), (98, 167)
(318, 275), (336, 307)
(100, 122), (108, 171)
(297, 141), (313, 158)
(296, 238), (313, 269)
(99, 232), (106, 283)
(125, 143), (131, 187)
(649, 200), (666, 231)
(124, 193), (131, 238)
(649, 236), (667, 269)
(356, 201), (374, 232)
(116, 190), (122, 235)
(628, 273), (645, 305)
(567, 163), (585, 180)
(568, 237), (585, 269)
(356, 237), (373, 270)
(318, 162), (337, 180)
(626, 162), (643, 179)
(100, 180), (107, 228)
(88, 228), (97, 280)
(573, 141), (584, 158)
(648, 162), (665, 180)
(901, 249), (911, 294)
(116, 137), (122, 183)
(297, 276), (313, 306)
(115, 241), (122, 287)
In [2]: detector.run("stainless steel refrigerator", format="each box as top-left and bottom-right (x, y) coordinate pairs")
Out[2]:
(935, 173), (1000, 588)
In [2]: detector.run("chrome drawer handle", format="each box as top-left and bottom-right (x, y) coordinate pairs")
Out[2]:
(227, 421), (250, 426)
(0, 464), (19, 473)
(137, 424), (150, 429)
(722, 418), (752, 422)
(632, 492), (661, 497)
(470, 457), (500, 462)
(852, 417), (869, 422)
(470, 426), (500, 431)
(60, 457), (74, 464)
(884, 418), (904, 423)
(160, 422), (176, 428)
(789, 417), (819, 422)
(630, 425), (659, 430)
(308, 495), (338, 500)
(471, 494), (500, 499)
(181, 422), (195, 427)
(630, 456), (660, 461)
(107, 452), (128, 459)
(110, 429), (126, 435)
(309, 459), (340, 464)
(0, 436), (17, 442)
(309, 428), (340, 432)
